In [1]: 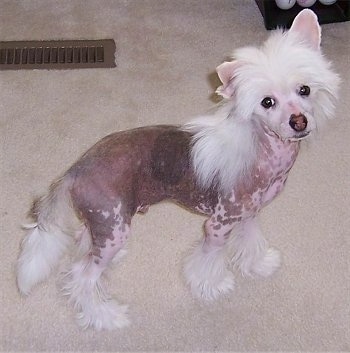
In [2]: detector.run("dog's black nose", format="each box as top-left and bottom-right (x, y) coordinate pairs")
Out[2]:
(289, 114), (308, 132)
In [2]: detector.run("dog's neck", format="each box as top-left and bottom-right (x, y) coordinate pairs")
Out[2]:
(257, 121), (300, 166)
(186, 112), (301, 197)
(238, 121), (301, 205)
(215, 119), (301, 200)
(252, 120), (300, 181)
(207, 121), (301, 216)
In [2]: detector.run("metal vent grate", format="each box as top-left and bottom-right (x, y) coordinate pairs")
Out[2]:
(0, 39), (116, 70)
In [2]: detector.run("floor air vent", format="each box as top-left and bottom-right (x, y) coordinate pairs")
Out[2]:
(0, 39), (116, 70)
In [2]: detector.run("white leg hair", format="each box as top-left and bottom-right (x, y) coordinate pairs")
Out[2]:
(184, 218), (235, 301)
(184, 240), (235, 301)
(62, 226), (130, 330)
(231, 217), (281, 277)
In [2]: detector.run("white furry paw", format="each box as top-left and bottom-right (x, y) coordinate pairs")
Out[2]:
(186, 271), (235, 301)
(76, 300), (130, 331)
(251, 248), (281, 278)
(184, 242), (234, 301)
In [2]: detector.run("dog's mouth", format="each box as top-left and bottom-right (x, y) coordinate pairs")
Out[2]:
(261, 122), (311, 142)
(268, 128), (311, 142)
(287, 131), (311, 142)
(271, 130), (311, 142)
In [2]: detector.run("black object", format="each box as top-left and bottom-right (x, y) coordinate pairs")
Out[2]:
(255, 0), (350, 29)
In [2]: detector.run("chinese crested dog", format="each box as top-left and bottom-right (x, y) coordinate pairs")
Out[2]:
(17, 9), (339, 330)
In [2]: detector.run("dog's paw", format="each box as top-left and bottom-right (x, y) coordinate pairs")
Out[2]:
(76, 300), (130, 331)
(184, 240), (235, 301)
(188, 272), (235, 301)
(251, 248), (281, 278)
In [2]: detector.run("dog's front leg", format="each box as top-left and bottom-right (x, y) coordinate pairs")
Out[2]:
(184, 216), (235, 301)
(231, 217), (281, 277)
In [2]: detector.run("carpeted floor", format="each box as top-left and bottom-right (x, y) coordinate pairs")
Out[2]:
(1, 0), (349, 351)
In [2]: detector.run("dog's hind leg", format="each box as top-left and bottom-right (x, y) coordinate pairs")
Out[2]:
(231, 217), (281, 277)
(62, 216), (130, 330)
(184, 216), (235, 301)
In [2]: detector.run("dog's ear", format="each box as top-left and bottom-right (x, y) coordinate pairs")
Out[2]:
(289, 9), (321, 51)
(216, 61), (240, 99)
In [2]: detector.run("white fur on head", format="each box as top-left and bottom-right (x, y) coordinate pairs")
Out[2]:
(216, 9), (339, 123)
(185, 9), (339, 194)
(220, 9), (339, 128)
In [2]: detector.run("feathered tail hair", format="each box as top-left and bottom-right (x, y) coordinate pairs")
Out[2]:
(17, 176), (81, 295)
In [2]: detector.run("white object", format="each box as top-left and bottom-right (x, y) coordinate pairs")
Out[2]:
(297, 0), (317, 7)
(318, 0), (337, 5)
(275, 0), (297, 9)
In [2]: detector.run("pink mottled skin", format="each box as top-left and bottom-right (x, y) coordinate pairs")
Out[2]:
(67, 124), (299, 265)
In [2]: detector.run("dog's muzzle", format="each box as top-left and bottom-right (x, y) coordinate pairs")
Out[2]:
(289, 113), (308, 132)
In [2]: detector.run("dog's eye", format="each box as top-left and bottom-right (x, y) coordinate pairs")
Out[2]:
(299, 85), (310, 96)
(261, 97), (276, 109)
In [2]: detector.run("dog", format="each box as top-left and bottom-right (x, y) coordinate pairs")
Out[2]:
(17, 9), (339, 330)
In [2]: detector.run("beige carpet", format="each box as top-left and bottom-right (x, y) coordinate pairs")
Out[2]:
(1, 0), (349, 351)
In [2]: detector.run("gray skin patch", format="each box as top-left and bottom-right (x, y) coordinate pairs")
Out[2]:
(150, 129), (190, 186)
(66, 124), (299, 255)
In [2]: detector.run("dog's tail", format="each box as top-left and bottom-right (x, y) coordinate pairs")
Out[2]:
(17, 176), (81, 295)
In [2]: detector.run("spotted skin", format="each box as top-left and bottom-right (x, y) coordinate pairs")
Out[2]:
(67, 124), (299, 271)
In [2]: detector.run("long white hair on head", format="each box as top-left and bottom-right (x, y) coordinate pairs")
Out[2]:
(183, 101), (258, 195)
(183, 10), (340, 195)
